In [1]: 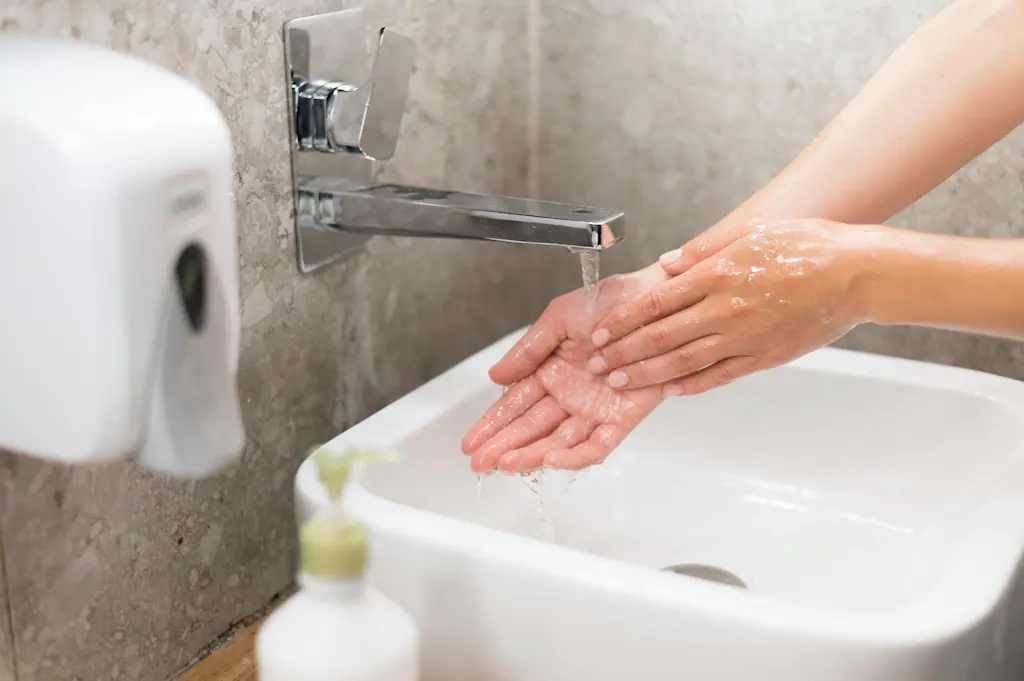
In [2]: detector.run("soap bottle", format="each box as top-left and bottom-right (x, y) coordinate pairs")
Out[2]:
(256, 446), (419, 681)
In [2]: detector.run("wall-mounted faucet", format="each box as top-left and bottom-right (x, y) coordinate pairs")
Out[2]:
(283, 9), (626, 274)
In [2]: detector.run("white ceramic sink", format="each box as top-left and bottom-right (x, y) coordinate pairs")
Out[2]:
(296, 328), (1024, 681)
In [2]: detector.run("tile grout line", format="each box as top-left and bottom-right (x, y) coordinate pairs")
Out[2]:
(527, 0), (541, 199)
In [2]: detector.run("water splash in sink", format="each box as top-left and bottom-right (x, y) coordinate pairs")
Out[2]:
(520, 469), (579, 542)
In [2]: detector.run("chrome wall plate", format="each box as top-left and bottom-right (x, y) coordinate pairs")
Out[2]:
(283, 9), (414, 274)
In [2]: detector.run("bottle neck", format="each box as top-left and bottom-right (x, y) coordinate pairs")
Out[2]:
(298, 572), (366, 601)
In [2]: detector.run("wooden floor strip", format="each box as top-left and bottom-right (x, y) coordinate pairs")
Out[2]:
(176, 621), (263, 681)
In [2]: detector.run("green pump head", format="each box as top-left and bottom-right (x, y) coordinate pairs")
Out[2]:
(300, 445), (396, 580)
(313, 445), (396, 501)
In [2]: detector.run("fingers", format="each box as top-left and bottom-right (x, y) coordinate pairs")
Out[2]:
(469, 396), (568, 473)
(489, 300), (567, 386)
(591, 275), (707, 350)
(494, 416), (593, 473)
(543, 424), (625, 470)
(589, 298), (725, 373)
(602, 335), (729, 390)
(661, 356), (758, 396)
(658, 222), (758, 277)
(461, 377), (545, 454)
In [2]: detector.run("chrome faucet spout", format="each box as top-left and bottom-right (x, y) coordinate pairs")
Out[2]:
(284, 9), (627, 274)
(297, 178), (624, 251)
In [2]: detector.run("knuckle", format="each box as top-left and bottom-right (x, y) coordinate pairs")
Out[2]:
(647, 322), (673, 352)
(605, 308), (629, 336)
(715, 363), (736, 386)
(669, 345), (699, 374)
(724, 297), (749, 318)
(694, 235), (714, 256)
(640, 289), (665, 319)
(668, 276), (692, 296)
(701, 265), (725, 287)
(710, 262), (734, 283)
(678, 379), (702, 396)
(609, 309), (630, 335)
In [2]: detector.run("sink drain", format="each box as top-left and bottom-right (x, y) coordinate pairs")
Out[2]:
(661, 563), (747, 589)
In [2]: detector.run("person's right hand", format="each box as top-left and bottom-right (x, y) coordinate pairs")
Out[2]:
(655, 219), (766, 277)
(461, 266), (669, 474)
(586, 219), (881, 395)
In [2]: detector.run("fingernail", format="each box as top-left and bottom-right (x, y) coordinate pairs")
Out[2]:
(663, 383), (684, 397)
(608, 371), (628, 388)
(659, 248), (682, 265)
(592, 328), (611, 347)
(586, 356), (607, 373)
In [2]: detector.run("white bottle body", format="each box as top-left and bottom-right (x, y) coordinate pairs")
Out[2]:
(256, 576), (419, 681)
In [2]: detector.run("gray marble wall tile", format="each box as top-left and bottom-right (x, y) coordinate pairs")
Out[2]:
(0, 1), (573, 679)
(539, 0), (1024, 378)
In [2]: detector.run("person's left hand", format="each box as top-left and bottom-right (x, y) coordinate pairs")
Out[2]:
(585, 219), (884, 396)
(461, 266), (668, 474)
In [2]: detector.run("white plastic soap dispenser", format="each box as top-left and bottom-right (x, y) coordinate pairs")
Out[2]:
(257, 446), (419, 681)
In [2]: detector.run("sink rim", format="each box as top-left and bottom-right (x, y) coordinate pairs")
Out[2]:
(298, 327), (1024, 649)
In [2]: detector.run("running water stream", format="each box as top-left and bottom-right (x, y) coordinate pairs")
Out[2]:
(476, 249), (601, 541)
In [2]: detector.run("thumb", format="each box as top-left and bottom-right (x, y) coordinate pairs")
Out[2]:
(658, 221), (759, 277)
(489, 300), (567, 385)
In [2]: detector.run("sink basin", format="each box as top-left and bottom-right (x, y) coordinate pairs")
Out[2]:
(296, 328), (1024, 681)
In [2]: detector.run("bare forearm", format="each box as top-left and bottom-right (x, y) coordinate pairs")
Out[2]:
(726, 0), (1024, 228)
(855, 230), (1024, 340)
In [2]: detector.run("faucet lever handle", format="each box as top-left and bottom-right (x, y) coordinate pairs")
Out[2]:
(325, 28), (416, 161)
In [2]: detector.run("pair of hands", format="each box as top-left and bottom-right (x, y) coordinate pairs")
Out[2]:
(462, 218), (879, 474)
